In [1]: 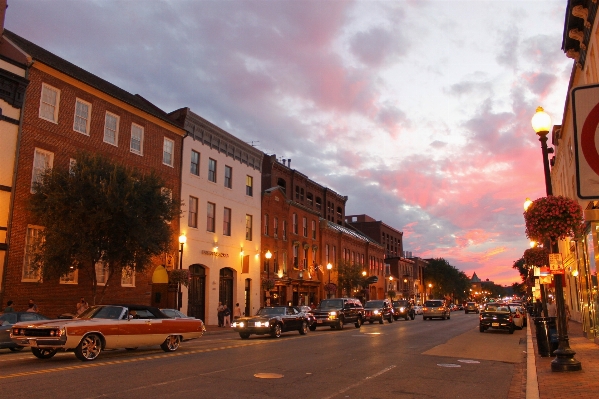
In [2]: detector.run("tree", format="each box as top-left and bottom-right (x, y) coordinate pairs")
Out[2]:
(512, 257), (528, 283)
(29, 152), (180, 304)
(336, 260), (366, 296)
(423, 258), (470, 301)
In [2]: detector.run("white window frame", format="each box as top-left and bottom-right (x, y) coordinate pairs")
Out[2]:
(73, 98), (91, 135)
(39, 83), (60, 123)
(121, 266), (135, 287)
(60, 268), (78, 284)
(103, 112), (120, 146)
(163, 137), (174, 167)
(95, 261), (109, 286)
(22, 225), (43, 282)
(31, 148), (54, 194)
(130, 123), (144, 155)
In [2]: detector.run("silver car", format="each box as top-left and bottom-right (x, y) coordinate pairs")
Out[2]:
(423, 300), (450, 320)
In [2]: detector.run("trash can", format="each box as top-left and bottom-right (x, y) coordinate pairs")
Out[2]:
(534, 317), (557, 357)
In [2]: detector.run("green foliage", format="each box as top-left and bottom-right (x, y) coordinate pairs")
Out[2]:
(336, 260), (367, 296)
(423, 258), (471, 301)
(387, 290), (397, 300)
(512, 257), (528, 283)
(29, 152), (180, 303)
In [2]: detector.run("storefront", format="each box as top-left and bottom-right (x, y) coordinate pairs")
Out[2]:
(579, 222), (599, 344)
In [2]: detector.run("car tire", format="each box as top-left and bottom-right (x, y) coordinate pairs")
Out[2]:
(75, 333), (103, 361)
(239, 332), (250, 339)
(388, 315), (393, 323)
(9, 346), (24, 352)
(404, 315), (409, 321)
(355, 317), (362, 328)
(299, 321), (308, 335)
(31, 348), (57, 359)
(160, 335), (181, 352)
(337, 317), (344, 330)
(309, 324), (317, 331)
(271, 323), (282, 338)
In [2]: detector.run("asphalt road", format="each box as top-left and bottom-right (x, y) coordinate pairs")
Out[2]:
(0, 312), (526, 399)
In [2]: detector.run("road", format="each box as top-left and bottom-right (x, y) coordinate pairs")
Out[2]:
(0, 312), (526, 399)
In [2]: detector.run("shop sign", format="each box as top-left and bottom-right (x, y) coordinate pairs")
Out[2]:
(202, 250), (229, 258)
(549, 253), (564, 274)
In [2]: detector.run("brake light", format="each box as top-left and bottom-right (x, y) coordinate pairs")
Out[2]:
(509, 315), (513, 323)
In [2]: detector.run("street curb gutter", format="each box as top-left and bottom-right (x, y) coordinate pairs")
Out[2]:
(526, 316), (540, 399)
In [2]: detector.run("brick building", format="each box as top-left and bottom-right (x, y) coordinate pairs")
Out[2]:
(1, 30), (185, 317)
(345, 214), (404, 258)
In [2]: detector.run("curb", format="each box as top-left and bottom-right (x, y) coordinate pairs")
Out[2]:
(526, 315), (539, 399)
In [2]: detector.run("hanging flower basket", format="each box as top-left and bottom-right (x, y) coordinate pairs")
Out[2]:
(524, 196), (584, 242)
(324, 283), (337, 292)
(169, 269), (190, 287)
(262, 278), (275, 291)
(523, 247), (550, 267)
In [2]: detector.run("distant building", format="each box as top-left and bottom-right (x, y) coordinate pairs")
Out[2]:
(345, 214), (404, 259)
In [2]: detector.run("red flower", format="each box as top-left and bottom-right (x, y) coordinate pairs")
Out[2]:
(523, 196), (584, 242)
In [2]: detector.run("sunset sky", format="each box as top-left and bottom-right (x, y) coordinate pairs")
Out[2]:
(6, 0), (573, 285)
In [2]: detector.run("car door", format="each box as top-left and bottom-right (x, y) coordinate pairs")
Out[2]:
(284, 307), (300, 331)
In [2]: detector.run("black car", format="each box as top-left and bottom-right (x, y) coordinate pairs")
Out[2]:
(479, 303), (515, 334)
(232, 306), (309, 339)
(364, 299), (393, 324)
(310, 298), (364, 330)
(1, 312), (50, 351)
(392, 300), (415, 321)
(295, 306), (316, 328)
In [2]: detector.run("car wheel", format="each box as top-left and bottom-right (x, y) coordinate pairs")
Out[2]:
(9, 346), (24, 352)
(309, 324), (317, 331)
(125, 347), (138, 351)
(75, 334), (102, 361)
(160, 335), (181, 352)
(337, 317), (344, 330)
(239, 332), (250, 339)
(404, 315), (409, 321)
(355, 317), (362, 328)
(479, 325), (485, 332)
(31, 347), (58, 359)
(299, 321), (308, 335)
(271, 323), (282, 338)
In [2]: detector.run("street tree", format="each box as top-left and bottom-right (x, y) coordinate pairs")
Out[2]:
(512, 257), (528, 282)
(336, 260), (366, 296)
(29, 152), (180, 304)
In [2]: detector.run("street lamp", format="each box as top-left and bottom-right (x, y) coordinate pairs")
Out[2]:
(177, 234), (186, 311)
(531, 107), (581, 372)
(265, 250), (272, 279)
(428, 283), (433, 299)
(326, 263), (332, 298)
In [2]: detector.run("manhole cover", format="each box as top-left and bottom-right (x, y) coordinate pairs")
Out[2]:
(458, 359), (480, 364)
(254, 373), (284, 379)
(437, 364), (461, 368)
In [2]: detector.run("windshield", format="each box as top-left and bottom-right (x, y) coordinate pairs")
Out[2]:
(78, 305), (126, 320)
(393, 300), (408, 306)
(257, 307), (285, 316)
(425, 301), (443, 307)
(317, 300), (344, 309)
(365, 300), (385, 308)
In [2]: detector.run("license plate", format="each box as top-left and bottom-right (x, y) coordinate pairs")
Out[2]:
(492, 323), (499, 327)
(317, 320), (322, 323)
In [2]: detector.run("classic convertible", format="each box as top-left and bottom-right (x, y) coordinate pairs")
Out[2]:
(10, 305), (205, 361)
(232, 306), (309, 339)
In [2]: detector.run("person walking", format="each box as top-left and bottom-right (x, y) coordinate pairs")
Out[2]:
(547, 298), (557, 317)
(233, 303), (242, 320)
(4, 300), (14, 312)
(222, 304), (231, 327)
(217, 301), (224, 327)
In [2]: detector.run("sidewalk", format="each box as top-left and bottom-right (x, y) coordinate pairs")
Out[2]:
(527, 317), (599, 399)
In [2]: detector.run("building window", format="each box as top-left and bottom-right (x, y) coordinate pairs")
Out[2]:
(130, 123), (144, 155)
(326, 244), (330, 263)
(73, 98), (90, 134)
(282, 220), (287, 240)
(315, 197), (322, 209)
(95, 261), (109, 286)
(246, 175), (253, 196)
(303, 247), (308, 270)
(121, 266), (135, 287)
(264, 214), (269, 236)
(103, 112), (119, 146)
(307, 193), (313, 206)
(31, 148), (54, 193)
(295, 186), (300, 200)
(39, 83), (60, 122)
(312, 220), (316, 239)
(188, 196), (198, 228)
(207, 202), (216, 232)
(59, 268), (78, 284)
(208, 158), (217, 182)
(293, 213), (298, 234)
(163, 138), (174, 166)
(293, 245), (299, 269)
(246, 214), (253, 241)
(273, 217), (279, 238)
(332, 246), (336, 265)
(22, 226), (43, 282)
(302, 217), (307, 237)
(190, 150), (200, 176)
(224, 165), (232, 188)
(282, 251), (287, 275)
(223, 207), (231, 236)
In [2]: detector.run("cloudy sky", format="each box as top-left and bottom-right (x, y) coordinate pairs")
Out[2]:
(6, 0), (573, 285)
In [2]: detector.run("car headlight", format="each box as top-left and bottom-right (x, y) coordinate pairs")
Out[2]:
(233, 321), (244, 328)
(373, 310), (380, 315)
(399, 307), (405, 312)
(329, 311), (337, 316)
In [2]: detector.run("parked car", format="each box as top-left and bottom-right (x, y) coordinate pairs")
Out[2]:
(310, 298), (364, 330)
(479, 303), (515, 334)
(160, 309), (193, 318)
(364, 299), (394, 324)
(10, 305), (205, 361)
(232, 306), (309, 339)
(423, 300), (450, 320)
(506, 303), (526, 329)
(413, 305), (423, 315)
(392, 300), (415, 320)
(1, 312), (50, 351)
(465, 302), (479, 314)
(295, 305), (316, 328)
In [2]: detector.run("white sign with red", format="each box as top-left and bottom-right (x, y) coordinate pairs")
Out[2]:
(549, 253), (564, 274)
(572, 84), (599, 199)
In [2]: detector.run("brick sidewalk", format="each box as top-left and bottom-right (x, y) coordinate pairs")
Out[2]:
(530, 319), (599, 399)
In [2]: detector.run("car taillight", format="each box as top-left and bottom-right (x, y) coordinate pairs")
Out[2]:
(513, 314), (520, 318)
(509, 316), (513, 322)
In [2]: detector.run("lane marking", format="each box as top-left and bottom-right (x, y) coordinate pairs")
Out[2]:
(321, 365), (396, 399)
(457, 359), (480, 364)
(437, 363), (461, 368)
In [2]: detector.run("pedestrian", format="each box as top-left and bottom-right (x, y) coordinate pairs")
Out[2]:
(547, 298), (557, 317)
(76, 297), (89, 316)
(233, 303), (242, 320)
(27, 299), (38, 313)
(223, 304), (231, 327)
(4, 300), (14, 312)
(217, 301), (224, 327)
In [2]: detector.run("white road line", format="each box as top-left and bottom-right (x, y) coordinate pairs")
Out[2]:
(320, 365), (396, 399)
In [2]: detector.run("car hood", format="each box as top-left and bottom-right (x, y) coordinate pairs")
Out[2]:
(12, 318), (119, 329)
(236, 316), (273, 322)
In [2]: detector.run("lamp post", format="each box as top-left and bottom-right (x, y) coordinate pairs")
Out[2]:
(428, 283), (432, 299)
(531, 107), (581, 372)
(177, 234), (186, 311)
(326, 263), (332, 298)
(265, 250), (272, 305)
(298, 270), (304, 306)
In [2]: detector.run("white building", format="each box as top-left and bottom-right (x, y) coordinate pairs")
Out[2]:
(169, 107), (263, 325)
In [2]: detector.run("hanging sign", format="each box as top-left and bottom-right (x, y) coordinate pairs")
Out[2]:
(549, 253), (564, 274)
(572, 84), (599, 199)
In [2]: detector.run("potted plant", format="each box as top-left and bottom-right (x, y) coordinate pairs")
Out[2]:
(261, 278), (275, 291)
(169, 269), (189, 287)
(524, 196), (584, 242)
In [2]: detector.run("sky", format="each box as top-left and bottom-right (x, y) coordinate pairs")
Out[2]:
(5, 0), (574, 286)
